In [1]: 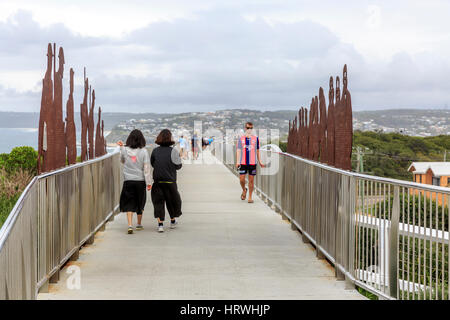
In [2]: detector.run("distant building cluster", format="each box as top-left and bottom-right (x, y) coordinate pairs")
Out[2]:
(353, 113), (450, 136)
(106, 109), (290, 146)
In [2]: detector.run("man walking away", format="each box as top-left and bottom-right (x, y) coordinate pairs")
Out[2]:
(235, 122), (265, 203)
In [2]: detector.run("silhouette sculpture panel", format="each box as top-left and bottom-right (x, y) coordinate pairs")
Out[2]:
(319, 87), (327, 163)
(53, 46), (66, 169)
(38, 44), (54, 174)
(65, 68), (77, 165)
(80, 78), (89, 162)
(287, 65), (352, 170)
(327, 76), (336, 166)
(88, 89), (95, 160)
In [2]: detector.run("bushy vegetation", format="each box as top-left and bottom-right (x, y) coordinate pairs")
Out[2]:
(283, 131), (449, 181)
(0, 146), (36, 228)
(353, 131), (449, 181)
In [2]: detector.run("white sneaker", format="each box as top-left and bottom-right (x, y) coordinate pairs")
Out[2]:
(170, 220), (177, 229)
(158, 225), (164, 233)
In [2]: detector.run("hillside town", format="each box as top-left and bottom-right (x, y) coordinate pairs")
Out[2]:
(105, 108), (450, 145)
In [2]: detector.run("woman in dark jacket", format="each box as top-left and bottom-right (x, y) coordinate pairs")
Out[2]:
(151, 129), (183, 232)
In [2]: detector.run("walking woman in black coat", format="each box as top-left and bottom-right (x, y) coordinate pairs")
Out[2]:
(151, 129), (183, 232)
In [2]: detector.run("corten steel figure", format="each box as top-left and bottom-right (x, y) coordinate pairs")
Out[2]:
(327, 76), (336, 167)
(302, 107), (308, 158)
(53, 46), (66, 169)
(286, 65), (353, 170)
(293, 116), (298, 155)
(286, 120), (292, 153)
(334, 75), (345, 169)
(102, 120), (107, 155)
(80, 77), (89, 162)
(38, 44), (54, 174)
(311, 96), (320, 161)
(95, 107), (102, 157)
(319, 87), (327, 164)
(65, 68), (77, 165)
(296, 109), (302, 155)
(341, 65), (353, 171)
(307, 99), (314, 160)
(88, 89), (95, 160)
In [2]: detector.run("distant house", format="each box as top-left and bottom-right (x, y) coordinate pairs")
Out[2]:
(408, 162), (450, 205)
(408, 162), (450, 187)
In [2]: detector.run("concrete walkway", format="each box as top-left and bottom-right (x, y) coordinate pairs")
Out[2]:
(38, 151), (364, 300)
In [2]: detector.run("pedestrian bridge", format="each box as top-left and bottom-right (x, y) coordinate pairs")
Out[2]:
(1, 144), (449, 300)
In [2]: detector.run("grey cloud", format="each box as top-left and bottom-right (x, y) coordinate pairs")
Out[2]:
(0, 8), (450, 113)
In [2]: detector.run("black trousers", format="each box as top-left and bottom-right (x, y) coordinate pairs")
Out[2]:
(151, 182), (182, 221)
(119, 180), (146, 215)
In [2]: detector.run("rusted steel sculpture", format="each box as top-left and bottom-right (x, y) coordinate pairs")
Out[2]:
(102, 120), (107, 155)
(296, 109), (302, 155)
(88, 89), (95, 160)
(37, 44), (107, 173)
(95, 107), (106, 157)
(311, 96), (320, 161)
(287, 65), (353, 171)
(38, 44), (54, 174)
(334, 75), (346, 170)
(293, 115), (298, 155)
(54, 46), (66, 169)
(302, 107), (308, 158)
(65, 68), (77, 165)
(341, 65), (352, 170)
(80, 76), (89, 162)
(327, 77), (335, 166)
(318, 87), (327, 163)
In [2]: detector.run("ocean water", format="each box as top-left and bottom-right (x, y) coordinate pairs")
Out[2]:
(0, 128), (38, 154)
(0, 128), (114, 154)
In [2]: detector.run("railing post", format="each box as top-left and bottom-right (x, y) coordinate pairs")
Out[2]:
(389, 186), (400, 299)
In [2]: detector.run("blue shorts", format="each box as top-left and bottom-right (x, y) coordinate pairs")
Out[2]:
(239, 164), (257, 176)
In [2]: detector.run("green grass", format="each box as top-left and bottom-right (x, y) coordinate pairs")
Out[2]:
(357, 286), (379, 300)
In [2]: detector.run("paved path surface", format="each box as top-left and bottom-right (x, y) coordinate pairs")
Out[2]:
(38, 152), (364, 300)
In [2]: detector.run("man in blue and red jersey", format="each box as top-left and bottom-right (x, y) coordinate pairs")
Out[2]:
(235, 122), (265, 203)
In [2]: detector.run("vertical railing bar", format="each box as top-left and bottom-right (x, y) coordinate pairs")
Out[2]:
(399, 187), (408, 300)
(363, 179), (367, 284)
(424, 191), (428, 299)
(389, 185), (400, 299)
(412, 190), (416, 300)
(447, 193), (450, 300)
(441, 193), (445, 300)
(376, 181), (380, 289)
(418, 191), (422, 299)
(355, 178), (360, 280)
(382, 183), (386, 293)
(435, 192), (439, 300)
(429, 192), (433, 299)
(406, 187), (411, 299)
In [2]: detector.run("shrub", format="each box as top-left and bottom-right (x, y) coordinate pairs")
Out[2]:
(0, 153), (8, 169)
(0, 168), (34, 228)
(5, 146), (38, 174)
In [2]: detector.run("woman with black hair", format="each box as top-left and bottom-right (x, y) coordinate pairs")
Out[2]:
(151, 129), (183, 232)
(117, 129), (152, 234)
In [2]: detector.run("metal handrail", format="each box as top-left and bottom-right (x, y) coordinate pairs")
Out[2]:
(213, 142), (450, 300)
(0, 150), (122, 299)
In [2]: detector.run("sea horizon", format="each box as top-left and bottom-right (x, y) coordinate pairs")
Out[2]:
(0, 127), (113, 154)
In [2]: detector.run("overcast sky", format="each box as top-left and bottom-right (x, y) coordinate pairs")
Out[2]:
(0, 0), (449, 113)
